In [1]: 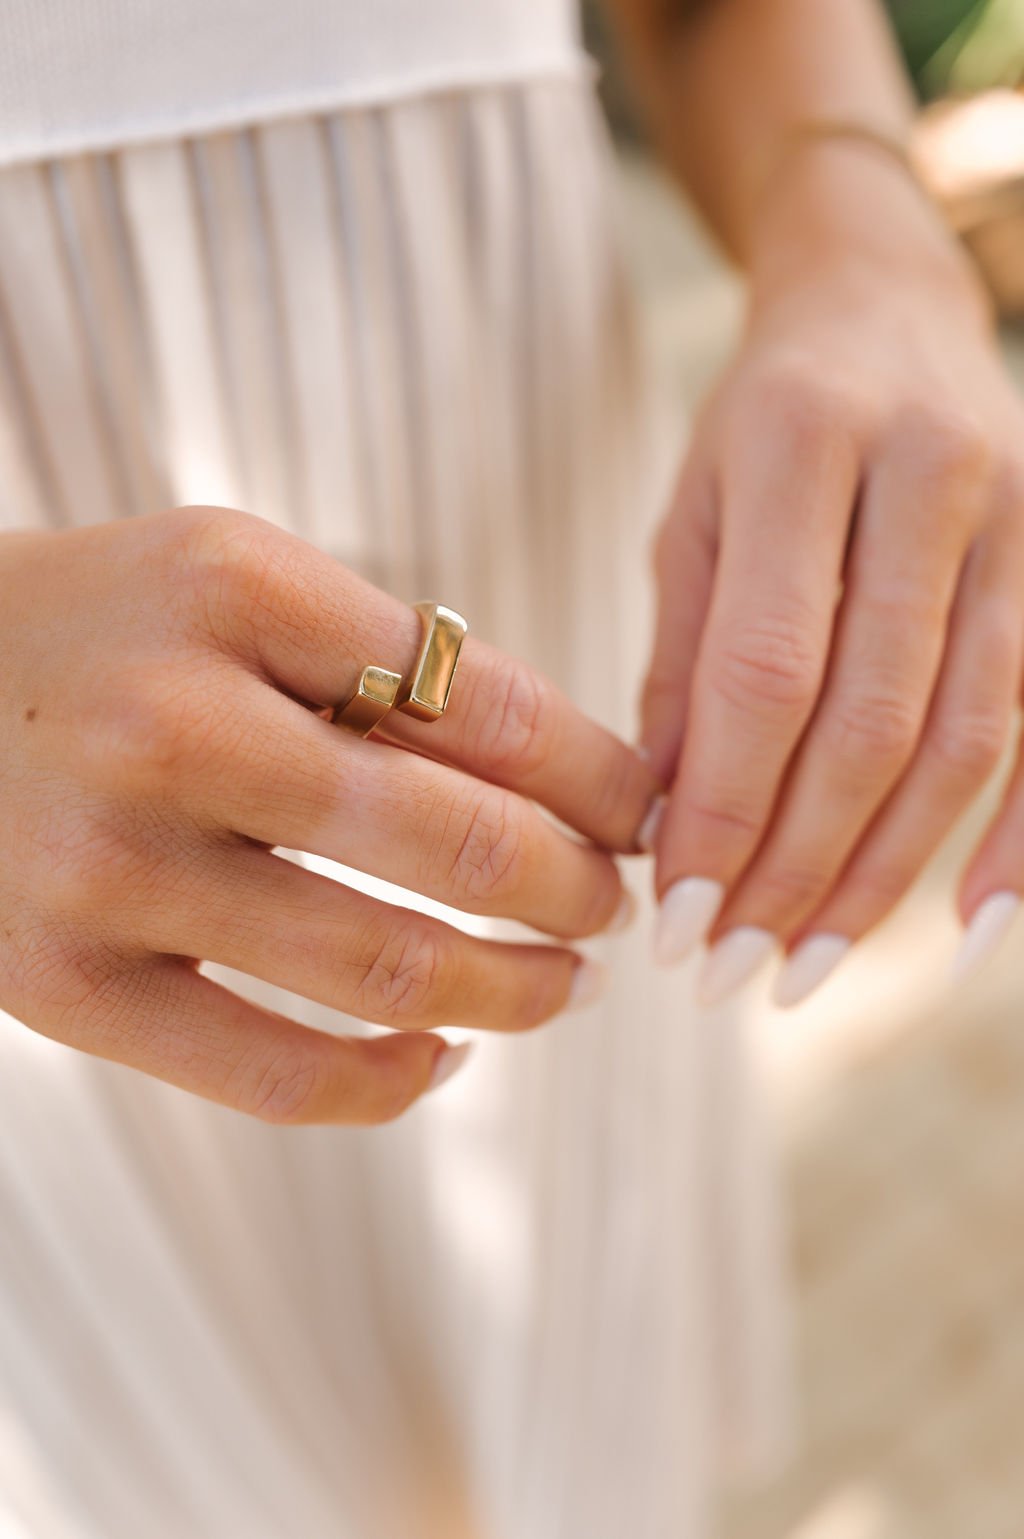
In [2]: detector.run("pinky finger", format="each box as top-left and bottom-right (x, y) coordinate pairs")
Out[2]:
(51, 956), (461, 1125)
(955, 724), (1024, 981)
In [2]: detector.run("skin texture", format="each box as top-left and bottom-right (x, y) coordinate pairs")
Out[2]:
(604, 0), (1024, 974)
(0, 509), (657, 1124)
(6, 0), (1023, 1120)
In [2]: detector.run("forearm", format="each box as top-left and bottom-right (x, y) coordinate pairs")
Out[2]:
(604, 0), (927, 264)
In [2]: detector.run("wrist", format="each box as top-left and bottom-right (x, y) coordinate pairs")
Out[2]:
(747, 135), (993, 331)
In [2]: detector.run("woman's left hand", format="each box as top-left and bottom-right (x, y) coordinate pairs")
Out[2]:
(641, 144), (1024, 1006)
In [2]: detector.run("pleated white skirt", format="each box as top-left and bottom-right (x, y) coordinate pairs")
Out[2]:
(0, 79), (792, 1539)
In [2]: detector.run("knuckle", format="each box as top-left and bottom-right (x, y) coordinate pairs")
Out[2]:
(683, 788), (764, 844)
(169, 504), (268, 573)
(2, 924), (125, 1043)
(895, 403), (992, 487)
(83, 667), (222, 796)
(746, 358), (863, 445)
(476, 660), (551, 779)
(710, 617), (822, 714)
(823, 691), (921, 768)
(447, 792), (526, 905)
(929, 710), (1008, 780)
(1, 923), (78, 1021)
(845, 862), (908, 917)
(242, 1040), (329, 1125)
(31, 804), (151, 921)
(754, 862), (829, 915)
(168, 505), (284, 639)
(356, 923), (448, 1026)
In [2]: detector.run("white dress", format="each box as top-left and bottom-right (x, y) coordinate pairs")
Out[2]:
(0, 6), (793, 1536)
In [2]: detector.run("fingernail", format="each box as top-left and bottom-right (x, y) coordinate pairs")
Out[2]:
(566, 957), (609, 1013)
(606, 888), (638, 934)
(697, 927), (776, 1007)
(952, 891), (1020, 983)
(636, 794), (667, 854)
(427, 1041), (473, 1092)
(655, 876), (724, 965)
(773, 933), (850, 1009)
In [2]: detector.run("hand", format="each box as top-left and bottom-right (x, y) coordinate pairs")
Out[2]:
(641, 143), (1024, 1005)
(0, 509), (655, 1122)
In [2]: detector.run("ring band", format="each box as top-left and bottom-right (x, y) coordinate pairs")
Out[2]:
(331, 665), (402, 737)
(395, 601), (468, 722)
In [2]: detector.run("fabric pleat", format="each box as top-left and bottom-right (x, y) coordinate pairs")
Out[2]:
(0, 80), (791, 1539)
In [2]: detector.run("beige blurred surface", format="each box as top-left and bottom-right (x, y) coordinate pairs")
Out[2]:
(613, 151), (1024, 1539)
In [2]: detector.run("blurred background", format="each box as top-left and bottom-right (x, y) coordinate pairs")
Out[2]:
(588, 4), (1024, 1537)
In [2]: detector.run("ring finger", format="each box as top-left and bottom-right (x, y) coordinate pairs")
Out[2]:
(144, 839), (599, 1033)
(776, 523), (1024, 1002)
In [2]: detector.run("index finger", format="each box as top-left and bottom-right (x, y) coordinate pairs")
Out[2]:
(654, 392), (858, 956)
(179, 507), (659, 852)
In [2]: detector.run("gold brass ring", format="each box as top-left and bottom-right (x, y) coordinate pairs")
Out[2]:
(330, 602), (467, 738)
(331, 665), (402, 737)
(395, 602), (468, 722)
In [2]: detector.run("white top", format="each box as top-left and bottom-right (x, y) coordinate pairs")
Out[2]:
(0, 0), (587, 167)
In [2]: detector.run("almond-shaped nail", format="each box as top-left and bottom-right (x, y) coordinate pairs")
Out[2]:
(773, 933), (850, 1009)
(428, 1041), (474, 1093)
(655, 876), (724, 966)
(952, 891), (1020, 983)
(565, 957), (609, 1013)
(636, 794), (667, 854)
(697, 927), (776, 1008)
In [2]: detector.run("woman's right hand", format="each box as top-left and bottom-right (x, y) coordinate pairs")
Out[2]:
(0, 508), (656, 1124)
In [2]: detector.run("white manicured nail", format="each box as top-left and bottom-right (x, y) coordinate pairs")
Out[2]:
(773, 934), (851, 1009)
(697, 927), (777, 1007)
(566, 957), (609, 1012)
(952, 891), (1020, 983)
(428, 1041), (473, 1093)
(655, 877), (724, 965)
(606, 888), (638, 934)
(636, 794), (667, 854)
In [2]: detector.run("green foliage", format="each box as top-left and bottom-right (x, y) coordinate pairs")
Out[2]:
(887, 0), (1024, 97)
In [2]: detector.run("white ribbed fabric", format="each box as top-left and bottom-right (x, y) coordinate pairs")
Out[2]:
(0, 81), (793, 1539)
(0, 0), (587, 167)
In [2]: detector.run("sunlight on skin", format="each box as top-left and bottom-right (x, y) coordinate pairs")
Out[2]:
(916, 89), (1024, 194)
(301, 850), (497, 938)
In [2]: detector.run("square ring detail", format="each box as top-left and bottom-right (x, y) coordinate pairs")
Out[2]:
(331, 665), (402, 737)
(395, 602), (468, 722)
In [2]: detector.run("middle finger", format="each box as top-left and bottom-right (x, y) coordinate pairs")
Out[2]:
(171, 671), (628, 940)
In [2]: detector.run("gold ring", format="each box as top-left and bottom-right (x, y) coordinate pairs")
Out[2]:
(330, 602), (468, 737)
(331, 665), (402, 737)
(395, 602), (468, 722)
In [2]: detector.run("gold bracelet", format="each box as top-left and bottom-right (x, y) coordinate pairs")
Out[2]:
(762, 118), (932, 210)
(786, 119), (915, 171)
